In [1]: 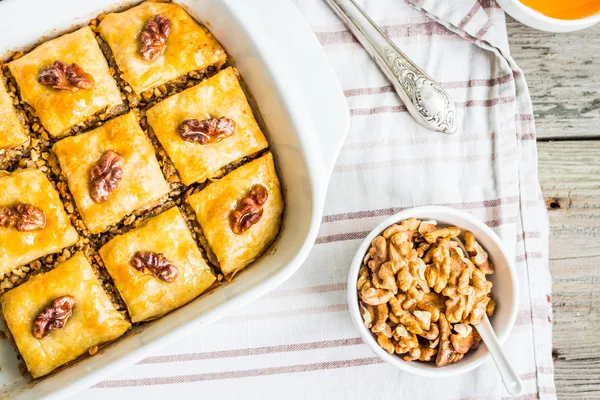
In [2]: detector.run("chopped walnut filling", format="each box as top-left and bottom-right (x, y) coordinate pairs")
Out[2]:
(32, 296), (75, 339)
(0, 203), (46, 232)
(140, 14), (172, 62)
(205, 65), (218, 77)
(38, 60), (95, 92)
(230, 185), (269, 235)
(131, 251), (178, 283)
(357, 219), (493, 367)
(178, 118), (236, 145)
(90, 150), (124, 203)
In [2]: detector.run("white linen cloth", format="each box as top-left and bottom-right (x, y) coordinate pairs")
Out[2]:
(86, 0), (555, 398)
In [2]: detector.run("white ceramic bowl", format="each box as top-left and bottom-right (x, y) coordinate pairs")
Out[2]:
(347, 206), (518, 377)
(496, 0), (600, 32)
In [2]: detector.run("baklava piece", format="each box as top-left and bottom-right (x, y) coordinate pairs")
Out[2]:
(0, 77), (28, 149)
(52, 112), (169, 234)
(146, 67), (268, 185)
(0, 168), (78, 276)
(187, 152), (283, 277)
(99, 207), (216, 323)
(0, 252), (130, 378)
(98, 1), (226, 95)
(8, 27), (123, 138)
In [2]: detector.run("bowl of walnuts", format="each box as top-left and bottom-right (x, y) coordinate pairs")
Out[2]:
(347, 206), (518, 376)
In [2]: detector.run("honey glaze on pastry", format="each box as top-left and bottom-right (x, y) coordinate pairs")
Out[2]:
(187, 153), (283, 277)
(0, 252), (130, 378)
(146, 67), (268, 185)
(0, 169), (78, 276)
(98, 1), (226, 94)
(8, 27), (123, 137)
(0, 78), (28, 149)
(52, 112), (169, 234)
(99, 207), (215, 323)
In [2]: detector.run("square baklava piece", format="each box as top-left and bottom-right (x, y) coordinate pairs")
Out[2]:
(99, 207), (216, 322)
(187, 152), (283, 277)
(98, 1), (227, 95)
(0, 168), (79, 276)
(146, 67), (269, 185)
(0, 252), (131, 378)
(8, 27), (123, 137)
(0, 77), (28, 149)
(52, 112), (169, 234)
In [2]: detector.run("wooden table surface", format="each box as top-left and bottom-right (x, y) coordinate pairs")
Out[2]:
(507, 17), (600, 398)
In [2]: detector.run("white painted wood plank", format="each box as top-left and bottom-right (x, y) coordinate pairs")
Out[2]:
(538, 140), (600, 398)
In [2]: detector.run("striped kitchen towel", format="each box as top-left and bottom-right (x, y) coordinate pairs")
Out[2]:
(87, 0), (555, 399)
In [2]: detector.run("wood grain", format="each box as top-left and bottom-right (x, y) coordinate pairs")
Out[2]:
(538, 141), (600, 398)
(508, 17), (600, 140)
(508, 18), (600, 398)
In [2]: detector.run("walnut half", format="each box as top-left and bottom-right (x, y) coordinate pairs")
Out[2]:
(38, 60), (95, 92)
(178, 118), (236, 145)
(140, 14), (172, 62)
(131, 251), (178, 283)
(230, 185), (269, 235)
(32, 296), (75, 339)
(0, 203), (46, 232)
(90, 150), (124, 203)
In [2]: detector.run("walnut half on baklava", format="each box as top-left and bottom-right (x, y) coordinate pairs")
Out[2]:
(9, 27), (123, 137)
(98, 1), (227, 95)
(187, 152), (284, 278)
(52, 112), (170, 234)
(0, 252), (130, 378)
(99, 207), (216, 323)
(0, 168), (79, 276)
(146, 67), (269, 185)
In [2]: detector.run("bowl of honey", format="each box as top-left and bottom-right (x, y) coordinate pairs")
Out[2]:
(496, 0), (600, 32)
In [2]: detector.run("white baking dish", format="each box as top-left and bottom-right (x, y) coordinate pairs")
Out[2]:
(0, 0), (350, 398)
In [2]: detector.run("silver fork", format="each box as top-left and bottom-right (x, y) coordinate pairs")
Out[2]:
(324, 0), (457, 134)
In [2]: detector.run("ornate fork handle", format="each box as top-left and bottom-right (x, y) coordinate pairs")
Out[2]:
(324, 0), (457, 134)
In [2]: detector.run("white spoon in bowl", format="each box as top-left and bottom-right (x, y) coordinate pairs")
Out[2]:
(450, 238), (523, 394)
(475, 315), (524, 396)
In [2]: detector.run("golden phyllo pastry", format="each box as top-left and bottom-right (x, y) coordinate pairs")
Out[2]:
(98, 1), (227, 95)
(52, 112), (169, 234)
(187, 152), (283, 277)
(8, 27), (123, 137)
(0, 77), (28, 149)
(0, 252), (130, 378)
(99, 207), (216, 322)
(0, 168), (78, 276)
(146, 67), (268, 185)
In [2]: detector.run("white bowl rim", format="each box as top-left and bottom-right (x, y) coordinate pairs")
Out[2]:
(346, 205), (519, 377)
(498, 0), (600, 27)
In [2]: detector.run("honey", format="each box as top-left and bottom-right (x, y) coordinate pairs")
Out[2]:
(520, 0), (600, 20)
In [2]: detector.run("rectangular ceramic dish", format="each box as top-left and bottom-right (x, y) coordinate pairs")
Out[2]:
(0, 0), (350, 398)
